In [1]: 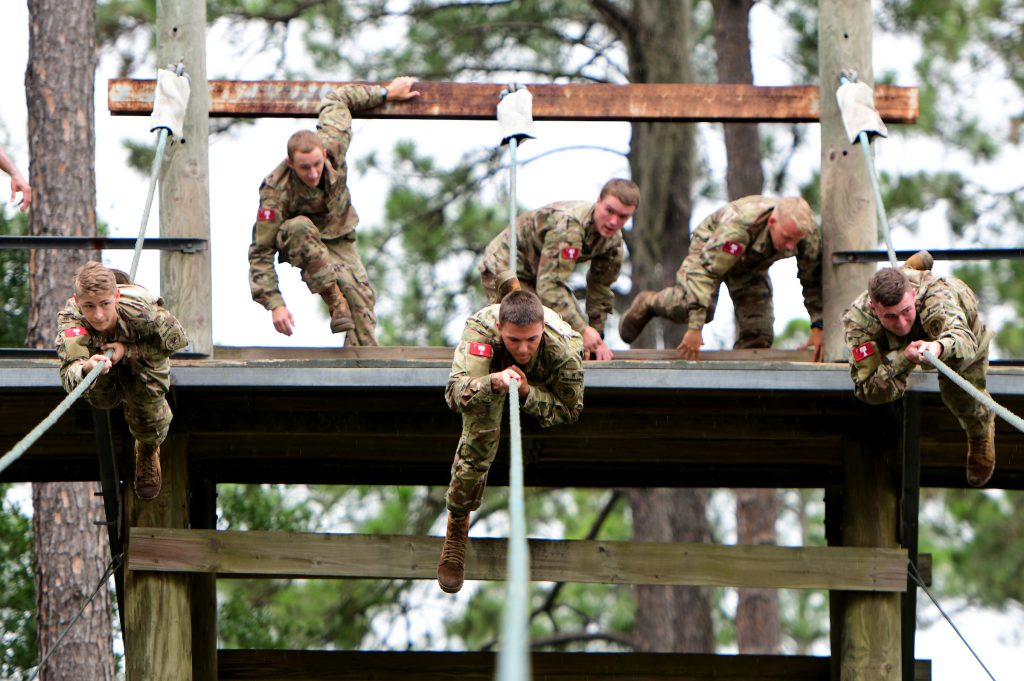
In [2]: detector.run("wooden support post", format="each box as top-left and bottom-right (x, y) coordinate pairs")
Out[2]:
(125, 435), (192, 680)
(189, 476), (217, 681)
(901, 395), (922, 681)
(819, 0), (878, 361)
(825, 483), (844, 681)
(157, 0), (212, 356)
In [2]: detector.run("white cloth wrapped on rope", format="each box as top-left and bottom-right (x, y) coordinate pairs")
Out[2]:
(149, 68), (191, 139)
(836, 80), (888, 144)
(497, 86), (536, 146)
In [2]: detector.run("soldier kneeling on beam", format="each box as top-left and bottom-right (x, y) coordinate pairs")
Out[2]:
(56, 262), (188, 500)
(438, 285), (584, 594)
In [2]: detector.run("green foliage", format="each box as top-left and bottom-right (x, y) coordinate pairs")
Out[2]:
(0, 485), (36, 678)
(0, 211), (29, 346)
(955, 259), (1024, 356)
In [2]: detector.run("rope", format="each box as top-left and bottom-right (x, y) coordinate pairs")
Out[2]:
(507, 136), (519, 277)
(908, 560), (998, 681)
(923, 350), (1024, 434)
(26, 554), (122, 681)
(0, 65), (185, 474)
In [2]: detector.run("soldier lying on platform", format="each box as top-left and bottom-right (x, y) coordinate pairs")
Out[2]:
(477, 178), (639, 361)
(248, 76), (420, 346)
(843, 257), (996, 486)
(619, 195), (823, 361)
(55, 262), (188, 500)
(438, 287), (584, 594)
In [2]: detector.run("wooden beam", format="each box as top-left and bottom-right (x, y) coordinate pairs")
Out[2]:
(129, 528), (908, 592)
(216, 650), (933, 681)
(108, 80), (919, 123)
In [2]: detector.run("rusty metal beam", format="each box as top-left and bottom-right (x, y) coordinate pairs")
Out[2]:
(108, 80), (919, 123)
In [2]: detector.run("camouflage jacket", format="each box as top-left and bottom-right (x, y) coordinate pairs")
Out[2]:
(446, 304), (585, 427)
(248, 84), (385, 310)
(55, 285), (188, 393)
(682, 195), (822, 330)
(842, 269), (988, 404)
(483, 201), (624, 334)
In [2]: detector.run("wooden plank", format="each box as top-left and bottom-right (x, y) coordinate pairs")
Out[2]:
(108, 80), (919, 123)
(216, 650), (933, 681)
(129, 528), (907, 592)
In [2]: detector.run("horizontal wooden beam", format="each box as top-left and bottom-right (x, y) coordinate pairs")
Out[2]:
(129, 528), (907, 592)
(108, 80), (919, 123)
(217, 650), (933, 681)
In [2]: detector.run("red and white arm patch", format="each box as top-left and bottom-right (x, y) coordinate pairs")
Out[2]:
(63, 326), (88, 338)
(468, 342), (493, 358)
(257, 207), (277, 221)
(852, 341), (877, 362)
(722, 240), (745, 257)
(561, 246), (581, 260)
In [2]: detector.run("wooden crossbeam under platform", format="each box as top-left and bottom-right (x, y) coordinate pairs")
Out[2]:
(128, 528), (908, 592)
(108, 80), (919, 123)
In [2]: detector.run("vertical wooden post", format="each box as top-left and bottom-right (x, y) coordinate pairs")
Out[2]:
(190, 476), (218, 681)
(819, 0), (878, 361)
(157, 0), (212, 356)
(825, 483), (844, 681)
(125, 435), (192, 680)
(901, 395), (922, 681)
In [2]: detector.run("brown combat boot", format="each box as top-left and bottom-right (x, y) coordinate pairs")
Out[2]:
(619, 291), (657, 343)
(134, 441), (162, 500)
(966, 416), (996, 487)
(319, 283), (355, 333)
(904, 250), (934, 271)
(496, 270), (522, 300)
(437, 511), (471, 594)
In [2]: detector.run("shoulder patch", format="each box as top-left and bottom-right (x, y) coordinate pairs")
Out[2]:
(722, 240), (745, 257)
(64, 326), (88, 338)
(852, 341), (877, 362)
(257, 207), (277, 221)
(468, 342), (493, 358)
(561, 246), (581, 260)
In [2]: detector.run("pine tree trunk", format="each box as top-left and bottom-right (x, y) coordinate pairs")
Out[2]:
(26, 1), (113, 679)
(711, 0), (781, 654)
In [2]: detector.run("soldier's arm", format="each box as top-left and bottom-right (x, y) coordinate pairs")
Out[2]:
(318, 84), (384, 163)
(684, 224), (748, 329)
(54, 306), (92, 393)
(919, 286), (979, 361)
(522, 339), (585, 427)
(445, 318), (499, 415)
(148, 306), (189, 356)
(584, 242), (623, 335)
(248, 185), (286, 311)
(535, 217), (588, 333)
(796, 230), (824, 327)
(843, 313), (914, 405)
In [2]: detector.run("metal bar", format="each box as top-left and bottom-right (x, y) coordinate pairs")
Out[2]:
(833, 248), (1024, 264)
(0, 236), (207, 253)
(901, 394), (921, 681)
(92, 408), (126, 639)
(109, 80), (920, 123)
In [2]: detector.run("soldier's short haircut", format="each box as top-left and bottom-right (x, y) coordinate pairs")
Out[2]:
(499, 290), (545, 327)
(774, 196), (816, 236)
(600, 178), (641, 207)
(869, 268), (912, 307)
(287, 130), (324, 160)
(74, 261), (117, 298)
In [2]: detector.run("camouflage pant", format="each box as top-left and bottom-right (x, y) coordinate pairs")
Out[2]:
(937, 346), (994, 438)
(651, 268), (774, 348)
(276, 217), (378, 346)
(86, 361), (172, 445)
(446, 395), (505, 515)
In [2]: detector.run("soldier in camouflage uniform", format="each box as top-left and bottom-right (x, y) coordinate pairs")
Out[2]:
(248, 76), (420, 346)
(843, 262), (996, 486)
(478, 178), (639, 361)
(437, 289), (584, 593)
(55, 262), (188, 500)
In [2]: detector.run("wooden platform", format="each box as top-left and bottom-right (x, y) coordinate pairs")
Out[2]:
(3, 348), (1023, 489)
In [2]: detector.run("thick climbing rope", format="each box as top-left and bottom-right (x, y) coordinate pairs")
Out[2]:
(0, 64), (187, 474)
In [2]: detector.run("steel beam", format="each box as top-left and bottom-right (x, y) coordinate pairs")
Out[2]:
(833, 247), (1024, 264)
(0, 236), (207, 253)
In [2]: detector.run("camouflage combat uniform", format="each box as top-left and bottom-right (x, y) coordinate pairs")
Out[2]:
(55, 285), (188, 445)
(444, 305), (585, 514)
(843, 269), (993, 438)
(248, 84), (385, 345)
(648, 196), (822, 347)
(478, 201), (624, 335)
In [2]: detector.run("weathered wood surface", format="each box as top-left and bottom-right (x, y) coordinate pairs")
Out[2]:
(108, 80), (919, 123)
(217, 650), (933, 681)
(129, 527), (908, 591)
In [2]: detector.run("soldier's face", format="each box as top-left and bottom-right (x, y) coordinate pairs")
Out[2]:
(768, 214), (805, 252)
(288, 148), (326, 187)
(594, 195), (636, 238)
(76, 290), (119, 334)
(870, 289), (917, 337)
(498, 321), (545, 365)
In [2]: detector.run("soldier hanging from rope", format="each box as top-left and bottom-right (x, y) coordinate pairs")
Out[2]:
(248, 76), (420, 346)
(843, 252), (997, 487)
(55, 262), (188, 499)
